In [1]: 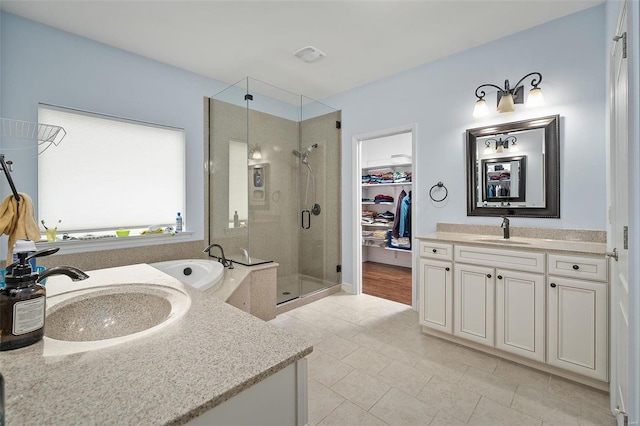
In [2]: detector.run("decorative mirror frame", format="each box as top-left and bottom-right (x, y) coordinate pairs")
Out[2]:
(466, 114), (560, 218)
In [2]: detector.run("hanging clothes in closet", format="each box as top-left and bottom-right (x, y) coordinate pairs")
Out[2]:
(400, 191), (411, 238)
(392, 189), (407, 238)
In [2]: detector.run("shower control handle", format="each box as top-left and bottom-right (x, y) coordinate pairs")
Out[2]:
(301, 210), (311, 229)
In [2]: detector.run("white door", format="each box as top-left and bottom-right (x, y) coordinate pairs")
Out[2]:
(419, 259), (453, 333)
(609, 3), (630, 423)
(454, 264), (494, 346)
(547, 276), (608, 382)
(495, 269), (545, 363)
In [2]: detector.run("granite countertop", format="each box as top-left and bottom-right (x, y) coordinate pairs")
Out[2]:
(0, 264), (312, 425)
(416, 224), (608, 256)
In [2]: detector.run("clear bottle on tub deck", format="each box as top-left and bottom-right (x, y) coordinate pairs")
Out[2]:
(176, 212), (183, 232)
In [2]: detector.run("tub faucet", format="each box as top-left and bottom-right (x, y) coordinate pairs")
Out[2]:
(203, 243), (233, 269)
(239, 247), (251, 264)
(501, 215), (510, 239)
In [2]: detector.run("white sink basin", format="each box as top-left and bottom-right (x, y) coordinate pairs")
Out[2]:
(43, 283), (190, 356)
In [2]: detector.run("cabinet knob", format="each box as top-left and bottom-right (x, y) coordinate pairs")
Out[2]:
(487, 274), (492, 278)
(445, 267), (450, 272)
(497, 275), (503, 279)
(432, 249), (437, 253)
(550, 283), (557, 288)
(572, 264), (580, 270)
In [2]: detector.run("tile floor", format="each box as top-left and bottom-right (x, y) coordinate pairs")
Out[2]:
(269, 292), (616, 426)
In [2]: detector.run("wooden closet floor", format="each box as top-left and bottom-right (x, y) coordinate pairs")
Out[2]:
(362, 261), (412, 305)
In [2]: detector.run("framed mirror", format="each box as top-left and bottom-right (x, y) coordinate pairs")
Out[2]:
(466, 115), (560, 218)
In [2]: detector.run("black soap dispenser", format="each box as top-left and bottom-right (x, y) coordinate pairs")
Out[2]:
(0, 247), (59, 351)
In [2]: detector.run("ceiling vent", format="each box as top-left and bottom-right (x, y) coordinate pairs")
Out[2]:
(294, 46), (326, 63)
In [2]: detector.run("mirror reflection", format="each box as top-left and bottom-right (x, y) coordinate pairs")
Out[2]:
(466, 115), (559, 218)
(481, 155), (526, 204)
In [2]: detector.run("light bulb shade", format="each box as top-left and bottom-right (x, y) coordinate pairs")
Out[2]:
(473, 99), (490, 118)
(251, 148), (262, 160)
(497, 94), (516, 113)
(526, 87), (545, 108)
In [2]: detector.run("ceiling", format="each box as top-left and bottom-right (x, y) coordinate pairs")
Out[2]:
(2, 0), (603, 101)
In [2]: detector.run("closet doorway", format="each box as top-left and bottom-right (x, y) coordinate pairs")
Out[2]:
(353, 126), (416, 308)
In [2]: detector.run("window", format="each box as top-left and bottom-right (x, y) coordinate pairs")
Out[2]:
(38, 104), (185, 233)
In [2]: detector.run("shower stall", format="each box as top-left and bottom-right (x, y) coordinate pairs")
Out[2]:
(207, 78), (342, 304)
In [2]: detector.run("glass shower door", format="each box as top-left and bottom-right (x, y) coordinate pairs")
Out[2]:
(297, 97), (342, 298)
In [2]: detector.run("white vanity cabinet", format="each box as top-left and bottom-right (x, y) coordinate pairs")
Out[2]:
(495, 269), (545, 362)
(418, 241), (453, 333)
(419, 259), (453, 333)
(453, 263), (495, 346)
(547, 254), (608, 381)
(418, 237), (608, 386)
(453, 245), (545, 360)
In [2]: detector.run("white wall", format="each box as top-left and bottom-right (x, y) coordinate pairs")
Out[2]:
(328, 5), (607, 285)
(0, 12), (229, 242)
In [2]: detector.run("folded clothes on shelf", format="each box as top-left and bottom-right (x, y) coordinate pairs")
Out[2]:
(374, 194), (394, 203)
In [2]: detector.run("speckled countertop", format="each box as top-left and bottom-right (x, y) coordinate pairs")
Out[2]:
(417, 223), (608, 256)
(0, 264), (312, 425)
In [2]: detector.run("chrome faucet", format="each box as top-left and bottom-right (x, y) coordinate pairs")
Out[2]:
(501, 215), (510, 239)
(37, 266), (89, 283)
(203, 243), (233, 269)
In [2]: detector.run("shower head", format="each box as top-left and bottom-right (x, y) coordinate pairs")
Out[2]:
(292, 144), (318, 164)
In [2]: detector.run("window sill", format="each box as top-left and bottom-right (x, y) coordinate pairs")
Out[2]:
(35, 232), (195, 255)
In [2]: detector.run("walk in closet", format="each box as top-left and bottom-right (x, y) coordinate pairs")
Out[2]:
(360, 132), (413, 305)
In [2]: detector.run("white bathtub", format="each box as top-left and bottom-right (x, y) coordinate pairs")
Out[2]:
(150, 259), (224, 291)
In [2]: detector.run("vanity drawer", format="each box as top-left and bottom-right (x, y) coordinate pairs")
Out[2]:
(418, 241), (453, 261)
(454, 245), (545, 274)
(548, 254), (608, 282)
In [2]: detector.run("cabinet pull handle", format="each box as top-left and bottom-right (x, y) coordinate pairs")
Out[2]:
(432, 249), (437, 253)
(497, 275), (503, 279)
(572, 264), (580, 270)
(550, 283), (557, 288)
(445, 267), (450, 272)
(487, 274), (492, 278)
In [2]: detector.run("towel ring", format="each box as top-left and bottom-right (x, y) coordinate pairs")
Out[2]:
(429, 181), (448, 202)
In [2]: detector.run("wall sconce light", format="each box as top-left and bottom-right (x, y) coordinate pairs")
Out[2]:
(473, 72), (544, 117)
(485, 135), (517, 153)
(249, 144), (262, 160)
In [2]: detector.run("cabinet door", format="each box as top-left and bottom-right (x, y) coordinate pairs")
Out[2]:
(495, 269), (545, 362)
(454, 264), (494, 346)
(547, 276), (608, 381)
(418, 259), (452, 333)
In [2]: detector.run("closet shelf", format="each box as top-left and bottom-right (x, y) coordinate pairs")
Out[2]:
(385, 247), (411, 253)
(362, 201), (394, 205)
(361, 222), (393, 228)
(362, 182), (411, 188)
(362, 161), (412, 172)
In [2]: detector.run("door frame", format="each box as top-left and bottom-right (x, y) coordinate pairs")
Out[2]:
(351, 124), (418, 309)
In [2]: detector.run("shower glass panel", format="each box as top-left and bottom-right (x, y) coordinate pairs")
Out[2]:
(208, 78), (341, 304)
